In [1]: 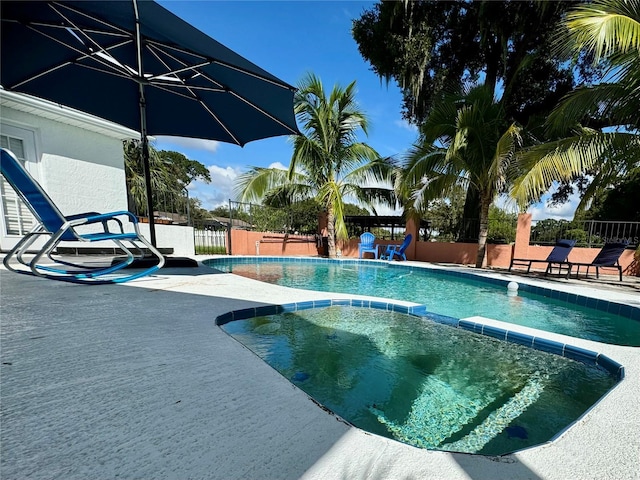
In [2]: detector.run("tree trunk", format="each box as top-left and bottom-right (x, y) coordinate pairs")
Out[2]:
(460, 185), (480, 242)
(475, 194), (491, 268)
(327, 206), (337, 258)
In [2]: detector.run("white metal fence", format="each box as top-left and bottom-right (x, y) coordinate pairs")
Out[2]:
(194, 228), (227, 254)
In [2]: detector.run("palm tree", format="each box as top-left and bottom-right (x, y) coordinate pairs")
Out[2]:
(123, 139), (176, 217)
(511, 0), (640, 210)
(236, 73), (396, 257)
(401, 84), (522, 268)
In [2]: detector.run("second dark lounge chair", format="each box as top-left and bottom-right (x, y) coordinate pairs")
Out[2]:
(567, 242), (628, 281)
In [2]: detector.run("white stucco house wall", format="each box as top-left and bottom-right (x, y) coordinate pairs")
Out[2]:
(0, 90), (194, 256)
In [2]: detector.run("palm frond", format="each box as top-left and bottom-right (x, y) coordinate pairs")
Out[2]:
(547, 83), (639, 134)
(411, 173), (469, 212)
(511, 131), (638, 207)
(490, 123), (523, 192)
(562, 0), (640, 63)
(234, 166), (291, 202)
(234, 74), (394, 254)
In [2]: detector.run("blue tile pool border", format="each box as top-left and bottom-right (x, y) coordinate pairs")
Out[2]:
(215, 299), (625, 381)
(204, 256), (640, 322)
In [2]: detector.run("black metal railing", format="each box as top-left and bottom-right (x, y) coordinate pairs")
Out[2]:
(426, 217), (518, 244)
(530, 219), (639, 247)
(128, 187), (191, 225)
(228, 200), (318, 235)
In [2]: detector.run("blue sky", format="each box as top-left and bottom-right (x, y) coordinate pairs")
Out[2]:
(155, 1), (577, 219)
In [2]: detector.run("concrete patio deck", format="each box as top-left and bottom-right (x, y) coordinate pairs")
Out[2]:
(1, 257), (639, 480)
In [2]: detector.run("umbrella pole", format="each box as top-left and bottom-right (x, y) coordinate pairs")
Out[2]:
(134, 0), (157, 248)
(141, 131), (157, 247)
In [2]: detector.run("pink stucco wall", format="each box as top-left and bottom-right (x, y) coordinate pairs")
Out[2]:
(228, 213), (638, 277)
(230, 230), (321, 256)
(414, 242), (514, 267)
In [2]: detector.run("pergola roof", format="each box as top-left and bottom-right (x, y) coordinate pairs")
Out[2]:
(344, 215), (431, 229)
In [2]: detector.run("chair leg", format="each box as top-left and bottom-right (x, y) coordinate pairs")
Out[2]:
(26, 228), (164, 284)
(613, 262), (623, 282)
(3, 231), (50, 274)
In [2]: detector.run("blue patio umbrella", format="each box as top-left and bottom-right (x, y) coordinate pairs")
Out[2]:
(1, 0), (299, 246)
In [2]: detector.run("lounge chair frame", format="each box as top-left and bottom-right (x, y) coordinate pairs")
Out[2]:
(509, 239), (576, 277)
(1, 148), (165, 284)
(566, 242), (628, 282)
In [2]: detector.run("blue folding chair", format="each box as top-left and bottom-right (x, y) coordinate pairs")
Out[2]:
(1, 148), (165, 284)
(380, 234), (413, 261)
(358, 232), (379, 259)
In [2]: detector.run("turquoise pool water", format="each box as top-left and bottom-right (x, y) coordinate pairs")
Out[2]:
(206, 258), (640, 346)
(222, 306), (617, 455)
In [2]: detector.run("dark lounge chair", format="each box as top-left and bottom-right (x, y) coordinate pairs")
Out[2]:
(509, 239), (576, 276)
(567, 242), (628, 282)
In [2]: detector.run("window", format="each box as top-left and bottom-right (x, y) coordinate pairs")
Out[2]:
(1, 134), (36, 236)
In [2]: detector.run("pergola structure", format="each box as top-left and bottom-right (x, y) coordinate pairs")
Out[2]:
(344, 216), (431, 241)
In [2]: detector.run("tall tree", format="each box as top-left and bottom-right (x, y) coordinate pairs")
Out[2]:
(124, 140), (211, 220)
(124, 139), (174, 216)
(511, 0), (640, 211)
(402, 84), (522, 267)
(236, 74), (396, 257)
(353, 0), (587, 238)
(586, 168), (640, 221)
(159, 150), (211, 190)
(352, 1), (584, 126)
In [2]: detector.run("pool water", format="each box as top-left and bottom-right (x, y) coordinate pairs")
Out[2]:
(222, 306), (617, 455)
(208, 259), (640, 346)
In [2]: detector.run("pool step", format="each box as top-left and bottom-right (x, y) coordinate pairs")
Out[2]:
(441, 372), (545, 453)
(369, 376), (493, 449)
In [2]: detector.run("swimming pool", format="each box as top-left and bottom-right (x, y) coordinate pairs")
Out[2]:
(205, 257), (640, 346)
(218, 303), (619, 455)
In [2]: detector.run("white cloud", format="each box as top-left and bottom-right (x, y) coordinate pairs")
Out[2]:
(155, 136), (220, 153)
(527, 190), (581, 221)
(267, 161), (288, 170)
(494, 194), (520, 214)
(188, 164), (243, 209)
(208, 164), (242, 180)
(493, 184), (582, 221)
(370, 203), (403, 216)
(188, 163), (292, 210)
(394, 119), (419, 133)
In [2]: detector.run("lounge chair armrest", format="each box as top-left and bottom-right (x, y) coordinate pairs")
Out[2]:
(83, 211), (138, 223)
(64, 212), (126, 233)
(64, 211), (138, 232)
(65, 212), (101, 220)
